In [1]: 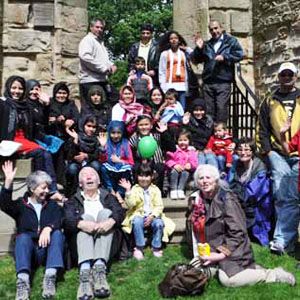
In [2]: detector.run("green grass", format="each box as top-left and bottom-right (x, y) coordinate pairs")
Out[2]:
(0, 244), (299, 300)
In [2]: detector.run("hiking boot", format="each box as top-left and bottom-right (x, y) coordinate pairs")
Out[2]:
(15, 278), (30, 300)
(77, 269), (94, 300)
(270, 241), (285, 255)
(93, 265), (110, 298)
(274, 267), (296, 286)
(42, 274), (56, 299)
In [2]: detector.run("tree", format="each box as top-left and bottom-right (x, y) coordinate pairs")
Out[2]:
(88, 0), (173, 59)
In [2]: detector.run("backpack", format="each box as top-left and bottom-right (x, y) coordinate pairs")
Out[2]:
(158, 262), (210, 298)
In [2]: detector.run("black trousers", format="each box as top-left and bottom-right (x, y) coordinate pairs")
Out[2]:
(203, 82), (231, 123)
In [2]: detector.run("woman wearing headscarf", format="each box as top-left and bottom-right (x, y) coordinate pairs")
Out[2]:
(0, 75), (59, 195)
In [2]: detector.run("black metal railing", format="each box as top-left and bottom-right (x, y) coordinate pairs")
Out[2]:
(228, 63), (258, 139)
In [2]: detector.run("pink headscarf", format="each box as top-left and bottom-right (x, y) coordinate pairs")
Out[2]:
(119, 85), (144, 135)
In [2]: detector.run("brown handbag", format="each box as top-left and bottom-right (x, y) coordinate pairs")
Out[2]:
(158, 262), (210, 298)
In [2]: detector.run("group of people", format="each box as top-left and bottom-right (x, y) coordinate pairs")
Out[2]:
(0, 15), (299, 300)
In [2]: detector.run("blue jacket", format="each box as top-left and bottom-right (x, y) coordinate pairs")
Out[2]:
(229, 157), (273, 246)
(191, 32), (243, 83)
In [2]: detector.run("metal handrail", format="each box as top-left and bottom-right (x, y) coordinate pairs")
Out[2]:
(228, 63), (258, 139)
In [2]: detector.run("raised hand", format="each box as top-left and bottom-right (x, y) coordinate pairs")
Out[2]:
(194, 32), (204, 49)
(97, 132), (107, 147)
(119, 178), (131, 192)
(66, 127), (79, 144)
(156, 121), (167, 133)
(182, 112), (191, 125)
(2, 160), (17, 189)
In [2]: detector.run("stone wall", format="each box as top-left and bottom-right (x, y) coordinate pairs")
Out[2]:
(253, 0), (300, 96)
(173, 0), (255, 94)
(0, 0), (88, 98)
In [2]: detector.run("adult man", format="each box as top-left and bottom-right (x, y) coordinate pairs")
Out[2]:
(64, 167), (124, 299)
(79, 19), (117, 105)
(128, 23), (160, 84)
(191, 20), (243, 123)
(257, 62), (300, 255)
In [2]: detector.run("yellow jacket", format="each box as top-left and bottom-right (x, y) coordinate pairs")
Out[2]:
(122, 184), (176, 242)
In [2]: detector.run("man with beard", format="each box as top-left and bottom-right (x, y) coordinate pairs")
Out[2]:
(257, 62), (300, 256)
(79, 19), (117, 104)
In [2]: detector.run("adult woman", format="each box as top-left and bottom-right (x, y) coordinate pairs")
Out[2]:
(229, 138), (273, 246)
(187, 164), (295, 287)
(0, 161), (64, 299)
(0, 75), (59, 194)
(111, 85), (144, 136)
(159, 31), (191, 110)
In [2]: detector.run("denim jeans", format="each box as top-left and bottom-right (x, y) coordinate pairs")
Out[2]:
(169, 169), (189, 190)
(178, 91), (186, 111)
(132, 216), (164, 249)
(100, 165), (132, 196)
(198, 152), (218, 168)
(268, 151), (300, 248)
(15, 230), (64, 274)
(27, 149), (58, 192)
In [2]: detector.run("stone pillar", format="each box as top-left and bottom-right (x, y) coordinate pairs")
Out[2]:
(1, 0), (88, 98)
(253, 0), (300, 97)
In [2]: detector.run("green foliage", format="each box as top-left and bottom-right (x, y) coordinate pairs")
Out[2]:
(88, 0), (173, 58)
(109, 60), (129, 89)
(0, 244), (299, 299)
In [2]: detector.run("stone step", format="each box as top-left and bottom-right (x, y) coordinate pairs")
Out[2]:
(163, 198), (188, 219)
(169, 217), (186, 244)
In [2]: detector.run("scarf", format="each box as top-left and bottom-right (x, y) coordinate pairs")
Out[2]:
(119, 88), (144, 121)
(167, 49), (185, 83)
(237, 158), (254, 184)
(191, 193), (206, 243)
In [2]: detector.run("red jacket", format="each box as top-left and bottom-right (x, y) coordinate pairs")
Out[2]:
(206, 134), (233, 164)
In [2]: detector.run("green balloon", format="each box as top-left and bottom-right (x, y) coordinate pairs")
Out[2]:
(138, 136), (158, 158)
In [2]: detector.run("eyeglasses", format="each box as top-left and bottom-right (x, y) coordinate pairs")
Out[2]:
(279, 72), (294, 77)
(236, 148), (252, 153)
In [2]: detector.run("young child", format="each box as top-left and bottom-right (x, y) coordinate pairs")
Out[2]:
(99, 120), (134, 199)
(127, 56), (153, 104)
(120, 163), (175, 260)
(156, 88), (184, 140)
(205, 122), (233, 172)
(165, 130), (198, 200)
(129, 114), (176, 193)
(65, 115), (101, 197)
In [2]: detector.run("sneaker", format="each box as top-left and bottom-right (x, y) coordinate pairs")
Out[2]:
(133, 247), (144, 260)
(92, 265), (111, 298)
(42, 274), (56, 299)
(177, 190), (185, 199)
(16, 278), (30, 300)
(152, 249), (163, 258)
(170, 190), (178, 200)
(77, 269), (94, 300)
(270, 241), (285, 255)
(273, 267), (296, 286)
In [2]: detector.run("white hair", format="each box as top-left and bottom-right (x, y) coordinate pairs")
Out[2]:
(26, 170), (52, 191)
(193, 164), (220, 187)
(78, 166), (100, 186)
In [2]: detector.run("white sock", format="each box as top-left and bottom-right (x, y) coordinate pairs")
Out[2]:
(80, 261), (91, 271)
(17, 272), (30, 282)
(45, 268), (57, 276)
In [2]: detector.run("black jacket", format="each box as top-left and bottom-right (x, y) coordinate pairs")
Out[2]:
(128, 40), (160, 74)
(0, 188), (63, 238)
(63, 188), (124, 234)
(191, 33), (243, 83)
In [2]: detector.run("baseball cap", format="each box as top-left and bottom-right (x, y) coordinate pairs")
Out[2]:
(278, 62), (298, 74)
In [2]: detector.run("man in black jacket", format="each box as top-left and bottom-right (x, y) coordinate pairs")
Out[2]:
(128, 23), (160, 85)
(0, 161), (64, 300)
(191, 20), (243, 123)
(64, 166), (124, 300)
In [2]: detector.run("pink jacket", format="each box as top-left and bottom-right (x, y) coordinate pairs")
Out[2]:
(165, 146), (198, 170)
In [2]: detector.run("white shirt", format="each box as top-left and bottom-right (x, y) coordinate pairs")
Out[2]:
(28, 198), (42, 222)
(82, 190), (104, 221)
(138, 41), (151, 71)
(143, 189), (152, 216)
(213, 34), (224, 53)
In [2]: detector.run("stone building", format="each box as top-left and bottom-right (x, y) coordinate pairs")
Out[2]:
(173, 0), (300, 100)
(0, 0), (88, 97)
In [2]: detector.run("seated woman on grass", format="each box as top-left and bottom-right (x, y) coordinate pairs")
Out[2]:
(187, 164), (295, 287)
(120, 163), (175, 260)
(0, 161), (64, 300)
(228, 137), (273, 246)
